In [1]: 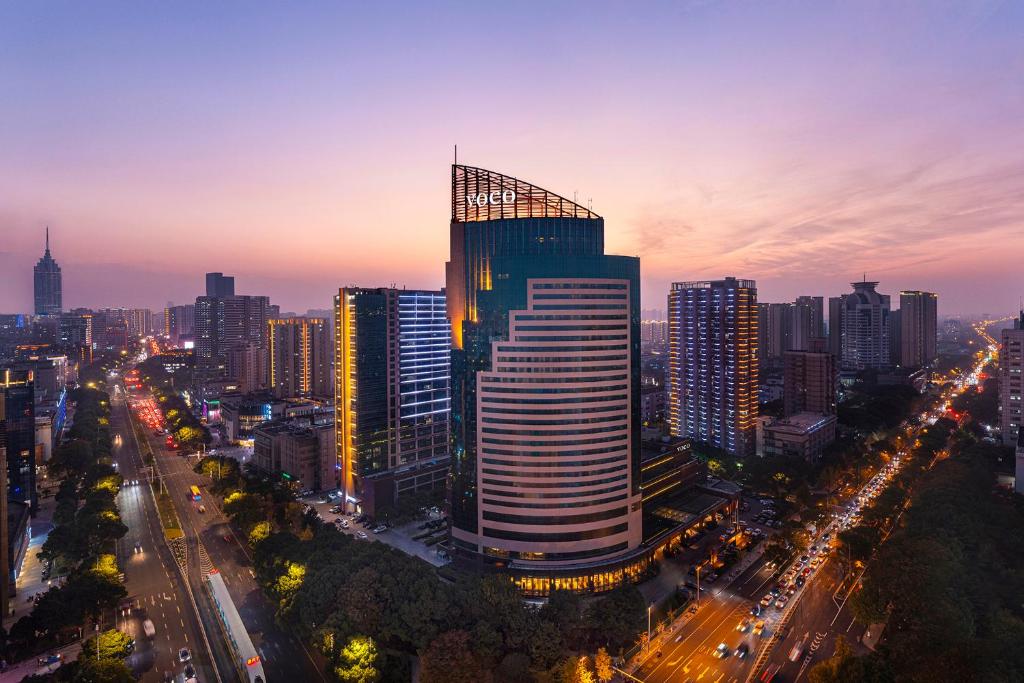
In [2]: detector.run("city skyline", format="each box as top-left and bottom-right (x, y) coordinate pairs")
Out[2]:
(3, 2), (1024, 315)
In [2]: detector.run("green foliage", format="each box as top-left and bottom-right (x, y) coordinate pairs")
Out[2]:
(837, 525), (881, 564)
(334, 635), (381, 683)
(81, 629), (134, 660)
(808, 636), (892, 683)
(73, 658), (135, 683)
(419, 631), (485, 683)
(583, 585), (646, 652)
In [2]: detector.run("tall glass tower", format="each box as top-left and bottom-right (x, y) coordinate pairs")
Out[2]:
(33, 227), (62, 315)
(446, 165), (642, 575)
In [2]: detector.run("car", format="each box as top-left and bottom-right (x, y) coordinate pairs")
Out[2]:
(178, 647), (191, 662)
(736, 618), (751, 632)
(134, 541), (143, 554)
(760, 594), (773, 607)
(736, 643), (750, 659)
(714, 643), (730, 659)
(753, 620), (765, 636)
(799, 555), (810, 564)
(796, 575), (806, 587)
(789, 640), (805, 662)
(143, 619), (156, 638)
(338, 520), (350, 529)
(197, 505), (206, 513)
(356, 531), (369, 540)
(372, 524), (388, 534)
(38, 654), (63, 666)
(750, 604), (762, 616)
(775, 596), (789, 609)
(184, 663), (197, 682)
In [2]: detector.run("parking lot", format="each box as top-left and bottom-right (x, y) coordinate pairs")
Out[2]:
(300, 495), (452, 567)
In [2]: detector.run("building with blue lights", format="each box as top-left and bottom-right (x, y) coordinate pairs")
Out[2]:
(334, 287), (450, 516)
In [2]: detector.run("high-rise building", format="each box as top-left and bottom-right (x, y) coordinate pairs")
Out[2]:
(641, 319), (669, 346)
(164, 304), (196, 345)
(758, 302), (793, 368)
(446, 164), (642, 578)
(1000, 313), (1024, 447)
(830, 281), (891, 371)
(783, 339), (837, 417)
(33, 228), (62, 316)
(335, 288), (450, 516)
(793, 296), (824, 350)
(668, 277), (759, 457)
(1, 368), (36, 511)
(206, 272), (235, 298)
(195, 276), (271, 374)
(898, 291), (938, 368)
(267, 318), (332, 399)
(226, 342), (268, 394)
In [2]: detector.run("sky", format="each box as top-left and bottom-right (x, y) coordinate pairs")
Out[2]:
(1, 1), (1022, 316)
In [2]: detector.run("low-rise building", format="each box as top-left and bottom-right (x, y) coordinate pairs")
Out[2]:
(763, 412), (837, 460)
(253, 420), (335, 493)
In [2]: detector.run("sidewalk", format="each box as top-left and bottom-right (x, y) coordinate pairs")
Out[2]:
(0, 642), (81, 683)
(4, 494), (58, 629)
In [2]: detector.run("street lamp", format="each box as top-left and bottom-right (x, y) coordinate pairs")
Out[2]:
(647, 603), (653, 653)
(696, 565), (701, 607)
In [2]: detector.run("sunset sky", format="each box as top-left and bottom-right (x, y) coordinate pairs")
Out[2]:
(2, 1), (1022, 316)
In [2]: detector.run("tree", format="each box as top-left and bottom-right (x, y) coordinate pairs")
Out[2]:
(81, 629), (134, 660)
(73, 658), (135, 683)
(419, 631), (485, 683)
(223, 491), (268, 533)
(334, 635), (381, 683)
(572, 656), (595, 683)
(837, 526), (881, 565)
(594, 648), (613, 683)
(583, 585), (645, 650)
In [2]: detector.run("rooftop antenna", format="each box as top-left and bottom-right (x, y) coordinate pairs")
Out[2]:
(45, 225), (50, 253)
(454, 144), (457, 166)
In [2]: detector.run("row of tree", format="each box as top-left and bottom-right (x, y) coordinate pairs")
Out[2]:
(812, 384), (1024, 681)
(6, 380), (134, 682)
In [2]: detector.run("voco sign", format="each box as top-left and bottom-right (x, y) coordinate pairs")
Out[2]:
(465, 189), (516, 207)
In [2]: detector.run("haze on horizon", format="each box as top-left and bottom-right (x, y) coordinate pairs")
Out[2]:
(1, 1), (1022, 316)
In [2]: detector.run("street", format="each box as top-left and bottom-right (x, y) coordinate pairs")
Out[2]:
(132, 383), (326, 683)
(110, 381), (219, 683)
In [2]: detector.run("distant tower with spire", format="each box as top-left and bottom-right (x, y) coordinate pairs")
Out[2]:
(33, 226), (62, 315)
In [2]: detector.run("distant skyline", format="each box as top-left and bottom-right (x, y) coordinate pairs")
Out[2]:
(2, 2), (1022, 315)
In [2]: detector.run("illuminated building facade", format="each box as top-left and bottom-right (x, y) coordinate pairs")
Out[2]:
(267, 318), (332, 399)
(668, 277), (759, 457)
(33, 228), (62, 316)
(829, 281), (891, 371)
(335, 288), (449, 515)
(1, 369), (36, 511)
(446, 165), (642, 574)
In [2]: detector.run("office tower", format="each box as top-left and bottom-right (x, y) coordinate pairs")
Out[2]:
(899, 291), (938, 368)
(267, 318), (332, 399)
(1, 368), (36, 511)
(1000, 313), (1024, 447)
(783, 339), (837, 417)
(792, 296), (824, 351)
(758, 303), (793, 367)
(164, 304), (196, 344)
(206, 272), (235, 298)
(831, 281), (891, 371)
(668, 277), (759, 457)
(0, 441), (6, 620)
(33, 228), (62, 316)
(126, 308), (153, 338)
(58, 312), (93, 348)
(446, 164), (642, 577)
(195, 281), (271, 370)
(336, 288), (449, 515)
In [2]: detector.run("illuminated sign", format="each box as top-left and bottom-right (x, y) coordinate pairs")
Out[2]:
(465, 189), (516, 207)
(246, 656), (261, 667)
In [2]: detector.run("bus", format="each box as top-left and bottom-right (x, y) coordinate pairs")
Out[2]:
(205, 569), (266, 683)
(189, 485), (202, 502)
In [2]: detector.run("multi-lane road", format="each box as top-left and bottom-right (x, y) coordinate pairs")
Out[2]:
(125, 379), (326, 683)
(110, 381), (218, 682)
